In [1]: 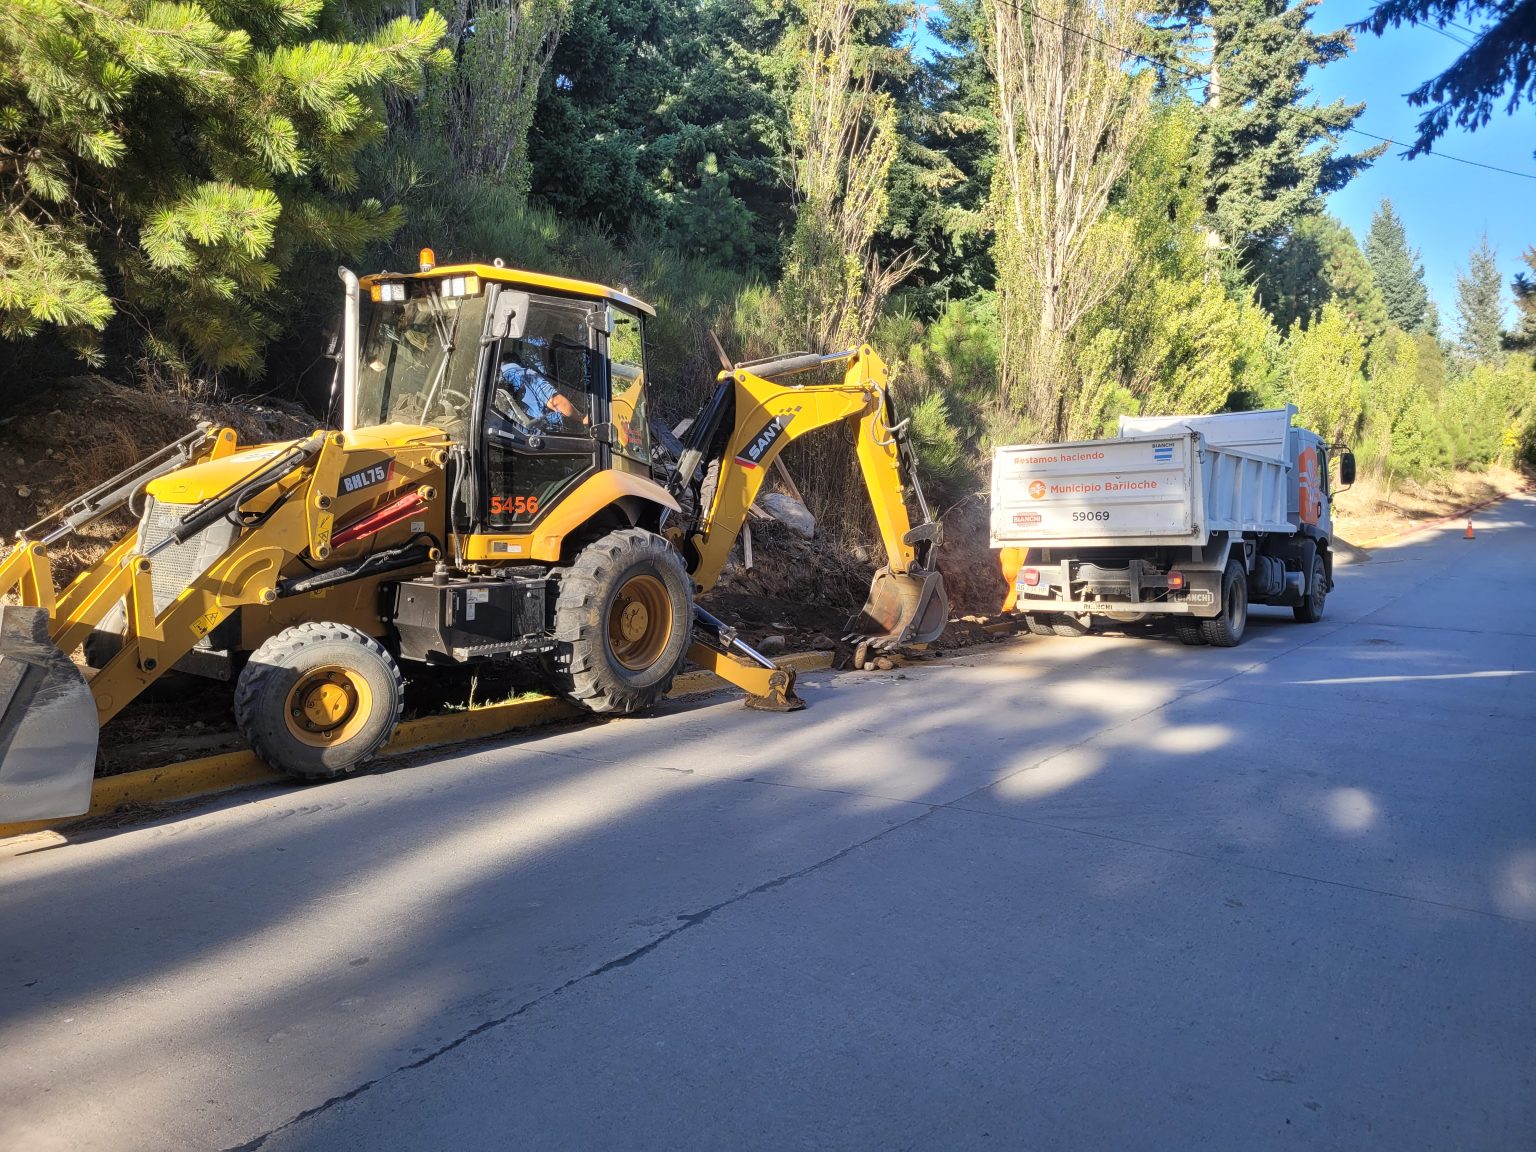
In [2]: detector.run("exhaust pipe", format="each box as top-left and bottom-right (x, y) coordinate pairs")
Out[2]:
(339, 266), (360, 432)
(0, 606), (98, 822)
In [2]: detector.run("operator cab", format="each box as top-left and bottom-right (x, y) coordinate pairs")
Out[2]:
(352, 258), (656, 541)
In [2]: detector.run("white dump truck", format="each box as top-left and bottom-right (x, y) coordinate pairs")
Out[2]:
(990, 407), (1355, 646)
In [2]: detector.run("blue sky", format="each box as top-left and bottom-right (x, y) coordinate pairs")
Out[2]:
(1311, 0), (1533, 326)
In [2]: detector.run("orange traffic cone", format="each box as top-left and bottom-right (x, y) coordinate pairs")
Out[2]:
(1464, 520), (1475, 540)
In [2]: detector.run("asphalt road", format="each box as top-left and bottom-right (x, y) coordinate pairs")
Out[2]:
(3, 499), (1534, 1151)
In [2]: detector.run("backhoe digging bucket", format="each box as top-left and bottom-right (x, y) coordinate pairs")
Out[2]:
(844, 567), (950, 650)
(0, 606), (98, 822)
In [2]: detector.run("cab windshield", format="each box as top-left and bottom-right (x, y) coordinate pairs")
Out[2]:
(355, 286), (487, 434)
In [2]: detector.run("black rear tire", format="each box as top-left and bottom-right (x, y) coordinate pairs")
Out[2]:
(1051, 615), (1092, 638)
(1175, 618), (1207, 646)
(1200, 559), (1248, 647)
(235, 622), (404, 780)
(1293, 554), (1328, 623)
(542, 528), (693, 713)
(1023, 613), (1057, 637)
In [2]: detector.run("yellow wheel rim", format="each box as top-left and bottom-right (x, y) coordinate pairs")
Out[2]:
(284, 665), (374, 748)
(608, 573), (673, 672)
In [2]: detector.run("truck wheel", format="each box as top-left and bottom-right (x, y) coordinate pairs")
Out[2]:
(1023, 613), (1057, 637)
(1051, 615), (1091, 638)
(543, 528), (693, 714)
(1200, 560), (1248, 647)
(1175, 618), (1206, 646)
(235, 623), (404, 780)
(1293, 555), (1327, 623)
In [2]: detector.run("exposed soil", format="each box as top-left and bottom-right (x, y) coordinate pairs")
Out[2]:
(0, 376), (314, 583)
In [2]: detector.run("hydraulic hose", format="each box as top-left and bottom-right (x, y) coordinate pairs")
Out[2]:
(148, 433), (326, 555)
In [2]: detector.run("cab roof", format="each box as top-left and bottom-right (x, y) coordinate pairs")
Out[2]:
(360, 262), (656, 317)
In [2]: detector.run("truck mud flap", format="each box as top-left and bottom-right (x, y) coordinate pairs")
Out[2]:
(844, 567), (950, 649)
(0, 606), (98, 822)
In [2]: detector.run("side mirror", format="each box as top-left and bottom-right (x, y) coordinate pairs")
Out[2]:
(490, 289), (530, 340)
(1339, 450), (1356, 487)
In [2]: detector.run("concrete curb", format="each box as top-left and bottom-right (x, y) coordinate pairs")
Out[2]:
(0, 650), (834, 842)
(1351, 486), (1526, 551)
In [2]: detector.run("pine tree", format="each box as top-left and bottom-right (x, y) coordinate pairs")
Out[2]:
(901, 0), (997, 309)
(1455, 235), (1505, 363)
(1253, 215), (1388, 338)
(0, 0), (448, 374)
(1352, 0), (1536, 159)
(1364, 198), (1431, 333)
(525, 0), (789, 268)
(1152, 0), (1383, 255)
(1510, 246), (1536, 357)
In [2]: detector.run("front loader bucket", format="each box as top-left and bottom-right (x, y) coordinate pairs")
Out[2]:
(0, 606), (98, 822)
(844, 567), (950, 650)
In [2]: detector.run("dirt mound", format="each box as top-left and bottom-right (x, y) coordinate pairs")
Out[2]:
(932, 495), (1007, 616)
(0, 377), (314, 581)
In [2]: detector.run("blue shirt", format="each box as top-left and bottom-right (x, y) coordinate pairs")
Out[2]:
(498, 361), (560, 427)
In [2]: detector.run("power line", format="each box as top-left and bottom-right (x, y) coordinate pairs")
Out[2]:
(1345, 127), (1536, 178)
(984, 0), (1536, 182)
(1410, 17), (1475, 48)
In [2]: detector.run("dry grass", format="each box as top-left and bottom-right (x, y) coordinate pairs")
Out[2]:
(1332, 465), (1528, 545)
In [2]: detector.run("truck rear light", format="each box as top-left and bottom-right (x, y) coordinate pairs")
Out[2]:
(1167, 572), (1185, 590)
(1021, 568), (1040, 587)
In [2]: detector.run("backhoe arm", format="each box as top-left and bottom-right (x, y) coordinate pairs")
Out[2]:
(681, 344), (947, 649)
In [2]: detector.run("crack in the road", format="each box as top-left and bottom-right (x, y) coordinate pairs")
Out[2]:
(223, 803), (942, 1151)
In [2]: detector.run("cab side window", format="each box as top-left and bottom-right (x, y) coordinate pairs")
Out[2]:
(609, 309), (651, 467)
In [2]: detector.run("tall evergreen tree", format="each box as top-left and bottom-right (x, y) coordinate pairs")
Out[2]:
(1253, 214), (1388, 338)
(1510, 246), (1536, 357)
(1151, 0), (1382, 256)
(1364, 198), (1431, 333)
(901, 0), (997, 308)
(524, 0), (788, 267)
(1455, 235), (1506, 362)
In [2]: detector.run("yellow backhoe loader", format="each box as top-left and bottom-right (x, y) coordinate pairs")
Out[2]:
(0, 256), (948, 821)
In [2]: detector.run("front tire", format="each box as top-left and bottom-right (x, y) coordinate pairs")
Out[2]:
(543, 528), (693, 713)
(235, 623), (404, 780)
(1293, 554), (1328, 623)
(1200, 560), (1248, 647)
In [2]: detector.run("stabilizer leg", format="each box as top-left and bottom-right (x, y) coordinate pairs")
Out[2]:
(690, 605), (805, 712)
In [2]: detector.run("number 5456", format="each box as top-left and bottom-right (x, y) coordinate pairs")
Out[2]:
(490, 495), (539, 517)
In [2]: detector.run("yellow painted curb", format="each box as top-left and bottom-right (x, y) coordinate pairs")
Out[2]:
(0, 650), (834, 840)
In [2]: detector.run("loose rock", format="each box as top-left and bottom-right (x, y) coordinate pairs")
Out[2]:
(757, 634), (786, 656)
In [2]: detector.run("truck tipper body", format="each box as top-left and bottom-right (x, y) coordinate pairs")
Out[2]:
(989, 407), (1354, 646)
